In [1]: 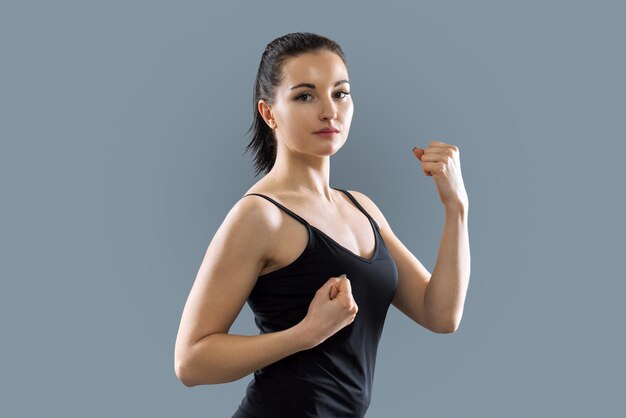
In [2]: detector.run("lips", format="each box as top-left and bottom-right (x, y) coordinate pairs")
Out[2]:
(314, 127), (340, 133)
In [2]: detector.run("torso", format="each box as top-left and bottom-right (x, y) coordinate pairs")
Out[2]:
(244, 183), (376, 277)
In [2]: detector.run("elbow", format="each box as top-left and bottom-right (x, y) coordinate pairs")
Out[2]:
(175, 356), (197, 387)
(436, 322), (459, 334)
(175, 354), (222, 387)
(427, 312), (461, 334)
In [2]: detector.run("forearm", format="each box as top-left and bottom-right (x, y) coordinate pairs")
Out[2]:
(425, 204), (471, 332)
(178, 324), (314, 386)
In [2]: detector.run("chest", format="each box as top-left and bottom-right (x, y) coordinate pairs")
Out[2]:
(261, 205), (377, 276)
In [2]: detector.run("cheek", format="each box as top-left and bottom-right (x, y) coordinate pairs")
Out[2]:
(283, 106), (309, 125)
(342, 103), (354, 122)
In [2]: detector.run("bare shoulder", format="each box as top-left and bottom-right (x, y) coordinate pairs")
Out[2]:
(216, 194), (282, 265)
(174, 195), (279, 360)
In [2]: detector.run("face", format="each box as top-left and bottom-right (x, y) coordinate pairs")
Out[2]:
(258, 50), (353, 156)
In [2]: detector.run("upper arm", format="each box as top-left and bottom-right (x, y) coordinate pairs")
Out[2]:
(174, 197), (276, 365)
(348, 190), (438, 332)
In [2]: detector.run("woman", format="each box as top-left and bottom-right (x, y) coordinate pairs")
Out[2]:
(174, 32), (471, 418)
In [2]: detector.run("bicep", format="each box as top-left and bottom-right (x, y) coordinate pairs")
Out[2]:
(175, 198), (274, 360)
(384, 227), (432, 329)
(349, 190), (433, 330)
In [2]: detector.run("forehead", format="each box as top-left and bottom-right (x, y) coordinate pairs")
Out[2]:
(280, 51), (348, 87)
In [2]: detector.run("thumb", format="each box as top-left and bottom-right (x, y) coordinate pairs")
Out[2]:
(329, 273), (347, 300)
(337, 275), (352, 294)
(327, 273), (346, 286)
(412, 146), (424, 160)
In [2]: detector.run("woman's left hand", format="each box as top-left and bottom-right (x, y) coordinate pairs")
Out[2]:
(412, 140), (469, 210)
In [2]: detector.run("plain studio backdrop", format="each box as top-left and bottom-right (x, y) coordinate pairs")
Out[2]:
(1, 1), (624, 417)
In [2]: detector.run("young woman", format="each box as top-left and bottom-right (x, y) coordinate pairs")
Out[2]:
(174, 32), (471, 418)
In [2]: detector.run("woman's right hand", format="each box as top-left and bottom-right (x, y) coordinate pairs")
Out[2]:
(299, 274), (359, 347)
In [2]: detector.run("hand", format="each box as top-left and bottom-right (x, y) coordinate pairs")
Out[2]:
(299, 274), (358, 347)
(413, 140), (469, 210)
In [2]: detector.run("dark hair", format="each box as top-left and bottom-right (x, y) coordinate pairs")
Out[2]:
(243, 32), (348, 177)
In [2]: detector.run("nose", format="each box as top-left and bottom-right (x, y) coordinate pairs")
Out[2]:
(319, 96), (338, 120)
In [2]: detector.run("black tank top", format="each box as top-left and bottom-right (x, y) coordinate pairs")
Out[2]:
(232, 188), (398, 418)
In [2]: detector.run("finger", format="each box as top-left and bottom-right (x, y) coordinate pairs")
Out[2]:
(419, 153), (443, 161)
(423, 146), (448, 155)
(329, 285), (339, 300)
(326, 273), (346, 288)
(339, 277), (352, 293)
(329, 273), (346, 282)
(429, 140), (449, 147)
(323, 277), (341, 292)
(419, 154), (440, 176)
(422, 162), (438, 175)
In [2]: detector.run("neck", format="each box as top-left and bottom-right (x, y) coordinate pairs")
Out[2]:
(266, 149), (335, 202)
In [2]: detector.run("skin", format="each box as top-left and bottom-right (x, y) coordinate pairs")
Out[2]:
(251, 49), (361, 305)
(249, 50), (470, 333)
(174, 49), (470, 387)
(255, 50), (353, 202)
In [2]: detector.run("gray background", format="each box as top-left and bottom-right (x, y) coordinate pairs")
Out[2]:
(1, 0), (624, 417)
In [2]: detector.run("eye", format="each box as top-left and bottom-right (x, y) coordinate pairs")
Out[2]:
(336, 91), (351, 99)
(295, 91), (351, 101)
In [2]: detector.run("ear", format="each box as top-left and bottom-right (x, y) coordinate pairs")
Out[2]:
(257, 99), (275, 129)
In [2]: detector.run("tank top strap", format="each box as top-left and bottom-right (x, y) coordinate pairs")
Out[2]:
(243, 193), (311, 228)
(332, 188), (381, 231)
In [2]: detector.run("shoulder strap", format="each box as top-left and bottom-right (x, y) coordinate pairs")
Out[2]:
(332, 188), (381, 230)
(243, 193), (310, 227)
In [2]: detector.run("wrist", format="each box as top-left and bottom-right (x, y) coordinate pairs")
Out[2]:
(294, 318), (319, 350)
(445, 200), (468, 214)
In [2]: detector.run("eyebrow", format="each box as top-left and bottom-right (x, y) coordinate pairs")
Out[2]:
(290, 80), (350, 90)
